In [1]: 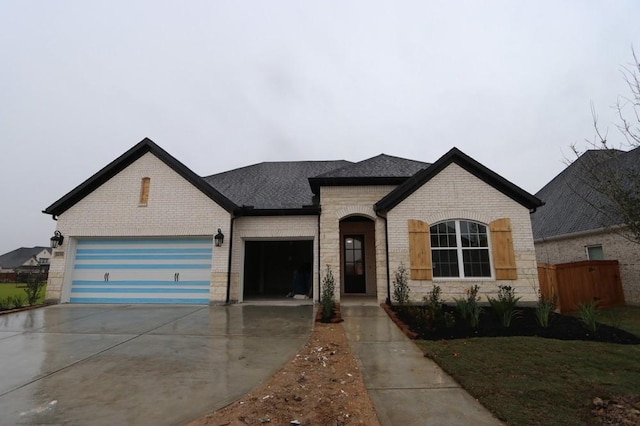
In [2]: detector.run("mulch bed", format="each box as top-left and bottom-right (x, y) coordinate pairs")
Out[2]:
(386, 304), (640, 345)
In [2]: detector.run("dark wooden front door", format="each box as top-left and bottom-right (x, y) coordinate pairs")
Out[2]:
(344, 235), (366, 293)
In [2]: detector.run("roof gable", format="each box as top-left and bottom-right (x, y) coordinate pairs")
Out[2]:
(375, 147), (543, 213)
(43, 138), (237, 216)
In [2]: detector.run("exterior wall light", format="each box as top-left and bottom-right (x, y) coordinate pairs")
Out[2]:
(214, 228), (224, 247)
(50, 230), (64, 248)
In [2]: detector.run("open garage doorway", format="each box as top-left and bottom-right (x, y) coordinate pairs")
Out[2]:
(243, 240), (313, 300)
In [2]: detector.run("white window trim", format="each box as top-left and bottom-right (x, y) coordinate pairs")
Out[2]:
(585, 244), (604, 260)
(431, 219), (494, 280)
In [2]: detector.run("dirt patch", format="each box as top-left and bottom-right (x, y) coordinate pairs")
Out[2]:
(592, 395), (640, 424)
(186, 323), (379, 426)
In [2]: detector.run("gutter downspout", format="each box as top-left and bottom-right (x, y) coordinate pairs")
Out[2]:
(376, 210), (391, 305)
(225, 215), (235, 304)
(317, 213), (321, 303)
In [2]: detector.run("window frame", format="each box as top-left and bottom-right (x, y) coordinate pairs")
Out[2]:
(430, 219), (494, 280)
(585, 244), (604, 260)
(139, 177), (151, 207)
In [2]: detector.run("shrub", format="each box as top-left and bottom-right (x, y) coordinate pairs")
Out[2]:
(454, 286), (482, 328)
(487, 285), (522, 328)
(22, 272), (47, 306)
(578, 301), (600, 333)
(443, 311), (456, 328)
(423, 285), (444, 329)
(535, 292), (556, 328)
(0, 297), (9, 310)
(392, 263), (410, 307)
(9, 294), (26, 309)
(320, 265), (336, 323)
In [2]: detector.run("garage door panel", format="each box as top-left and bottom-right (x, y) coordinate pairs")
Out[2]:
(70, 238), (212, 304)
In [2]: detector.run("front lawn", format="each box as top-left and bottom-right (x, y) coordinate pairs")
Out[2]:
(0, 283), (47, 306)
(414, 306), (640, 425)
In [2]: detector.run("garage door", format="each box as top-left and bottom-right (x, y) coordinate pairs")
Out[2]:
(69, 238), (212, 304)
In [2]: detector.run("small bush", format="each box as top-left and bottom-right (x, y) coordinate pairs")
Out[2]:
(423, 285), (444, 329)
(22, 272), (47, 306)
(535, 293), (556, 328)
(392, 263), (410, 307)
(443, 311), (456, 328)
(578, 301), (600, 333)
(464, 285), (482, 329)
(454, 297), (469, 320)
(320, 265), (336, 323)
(487, 285), (521, 328)
(0, 297), (10, 310)
(9, 294), (26, 309)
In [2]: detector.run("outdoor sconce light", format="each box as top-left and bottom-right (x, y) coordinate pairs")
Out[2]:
(50, 230), (64, 248)
(214, 228), (224, 247)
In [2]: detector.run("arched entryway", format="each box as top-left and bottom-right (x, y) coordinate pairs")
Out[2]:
(339, 216), (377, 297)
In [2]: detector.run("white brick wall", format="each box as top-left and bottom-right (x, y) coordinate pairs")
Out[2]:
(231, 216), (318, 302)
(46, 152), (231, 303)
(535, 230), (640, 305)
(387, 163), (539, 303)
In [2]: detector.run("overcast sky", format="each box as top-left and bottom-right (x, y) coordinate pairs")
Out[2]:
(1, 1), (639, 255)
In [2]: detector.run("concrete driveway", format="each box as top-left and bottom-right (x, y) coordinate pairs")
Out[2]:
(0, 304), (313, 425)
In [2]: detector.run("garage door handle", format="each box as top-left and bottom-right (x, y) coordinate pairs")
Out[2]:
(174, 272), (179, 282)
(104, 272), (109, 282)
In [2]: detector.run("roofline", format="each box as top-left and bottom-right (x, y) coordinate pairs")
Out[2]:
(42, 138), (238, 216)
(308, 176), (409, 195)
(375, 147), (544, 213)
(534, 224), (626, 243)
(235, 207), (321, 217)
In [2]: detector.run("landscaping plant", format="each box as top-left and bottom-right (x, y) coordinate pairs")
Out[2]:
(578, 300), (600, 333)
(464, 285), (482, 329)
(320, 265), (336, 323)
(9, 294), (26, 309)
(422, 285), (444, 329)
(535, 292), (556, 328)
(392, 262), (410, 308)
(22, 272), (47, 306)
(487, 285), (522, 328)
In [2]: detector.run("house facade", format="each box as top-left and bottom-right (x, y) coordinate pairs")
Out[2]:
(531, 148), (640, 305)
(0, 247), (51, 279)
(43, 138), (542, 305)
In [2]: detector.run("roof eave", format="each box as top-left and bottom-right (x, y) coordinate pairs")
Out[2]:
(43, 138), (238, 216)
(376, 147), (543, 213)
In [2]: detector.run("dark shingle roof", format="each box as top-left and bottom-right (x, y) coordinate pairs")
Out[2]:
(531, 147), (640, 240)
(0, 247), (50, 269)
(203, 160), (352, 210)
(315, 154), (429, 178)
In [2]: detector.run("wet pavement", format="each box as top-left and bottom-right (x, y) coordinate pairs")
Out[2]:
(342, 305), (502, 426)
(0, 304), (313, 425)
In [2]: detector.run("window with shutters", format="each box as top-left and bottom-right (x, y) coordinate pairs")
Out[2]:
(139, 177), (150, 206)
(430, 220), (492, 278)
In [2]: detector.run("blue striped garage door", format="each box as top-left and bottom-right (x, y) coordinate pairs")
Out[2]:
(69, 238), (212, 304)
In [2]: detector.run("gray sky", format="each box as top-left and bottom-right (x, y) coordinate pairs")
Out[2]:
(1, 1), (639, 255)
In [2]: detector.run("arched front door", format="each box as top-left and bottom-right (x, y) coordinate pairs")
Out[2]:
(339, 216), (377, 297)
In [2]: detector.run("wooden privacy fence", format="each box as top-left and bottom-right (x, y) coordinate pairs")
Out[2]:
(537, 260), (625, 313)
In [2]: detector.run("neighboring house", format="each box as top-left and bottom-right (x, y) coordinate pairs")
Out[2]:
(531, 147), (640, 305)
(42, 138), (542, 305)
(0, 247), (52, 277)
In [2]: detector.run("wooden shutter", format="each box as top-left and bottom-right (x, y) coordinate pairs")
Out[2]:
(408, 219), (432, 280)
(139, 177), (151, 206)
(490, 218), (517, 280)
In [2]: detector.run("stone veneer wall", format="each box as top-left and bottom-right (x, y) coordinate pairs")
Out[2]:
(386, 163), (539, 303)
(535, 230), (640, 305)
(319, 185), (397, 303)
(46, 152), (231, 303)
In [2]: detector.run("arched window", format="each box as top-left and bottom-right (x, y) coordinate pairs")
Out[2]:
(139, 177), (151, 206)
(430, 220), (491, 278)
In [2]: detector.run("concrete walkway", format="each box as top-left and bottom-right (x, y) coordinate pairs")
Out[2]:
(342, 305), (502, 426)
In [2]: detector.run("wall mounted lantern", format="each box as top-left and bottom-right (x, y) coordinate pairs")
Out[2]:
(214, 228), (224, 247)
(50, 230), (64, 248)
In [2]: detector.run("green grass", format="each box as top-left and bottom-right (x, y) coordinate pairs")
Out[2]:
(415, 306), (640, 425)
(0, 283), (47, 305)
